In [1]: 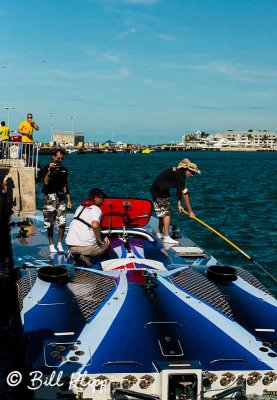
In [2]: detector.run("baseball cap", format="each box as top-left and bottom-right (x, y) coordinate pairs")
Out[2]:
(89, 188), (108, 198)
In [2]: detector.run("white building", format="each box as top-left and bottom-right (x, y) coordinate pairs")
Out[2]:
(53, 130), (85, 146)
(183, 130), (277, 149)
(211, 130), (277, 149)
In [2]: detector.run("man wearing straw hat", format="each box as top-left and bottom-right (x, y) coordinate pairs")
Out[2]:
(151, 158), (200, 245)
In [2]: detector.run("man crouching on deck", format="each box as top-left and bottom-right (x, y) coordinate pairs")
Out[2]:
(66, 188), (110, 266)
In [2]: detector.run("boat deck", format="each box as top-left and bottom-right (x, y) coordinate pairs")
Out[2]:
(10, 212), (212, 271)
(10, 211), (277, 399)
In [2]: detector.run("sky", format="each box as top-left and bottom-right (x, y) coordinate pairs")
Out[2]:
(1, 0), (277, 144)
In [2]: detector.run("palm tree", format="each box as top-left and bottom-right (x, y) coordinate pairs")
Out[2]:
(247, 133), (254, 148)
(261, 134), (269, 148)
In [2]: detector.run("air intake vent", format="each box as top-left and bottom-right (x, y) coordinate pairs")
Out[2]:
(17, 269), (38, 311)
(170, 269), (234, 320)
(68, 270), (115, 321)
(236, 268), (271, 294)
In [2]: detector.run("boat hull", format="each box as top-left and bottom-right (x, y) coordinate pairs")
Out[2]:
(11, 200), (277, 399)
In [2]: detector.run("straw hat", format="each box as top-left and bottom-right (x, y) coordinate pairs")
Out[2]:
(177, 158), (201, 174)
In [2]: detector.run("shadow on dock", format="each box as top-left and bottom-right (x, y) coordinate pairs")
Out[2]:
(0, 179), (32, 399)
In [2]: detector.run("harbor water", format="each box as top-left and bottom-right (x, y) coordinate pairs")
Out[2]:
(37, 150), (277, 296)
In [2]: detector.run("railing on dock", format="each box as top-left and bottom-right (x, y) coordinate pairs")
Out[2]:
(0, 141), (39, 175)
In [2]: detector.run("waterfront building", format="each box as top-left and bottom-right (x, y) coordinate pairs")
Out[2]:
(53, 130), (85, 146)
(183, 130), (277, 150)
(211, 130), (277, 149)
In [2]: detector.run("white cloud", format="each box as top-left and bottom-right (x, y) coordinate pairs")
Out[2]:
(90, 0), (160, 6)
(84, 46), (97, 56)
(242, 91), (275, 97)
(83, 47), (120, 63)
(161, 60), (277, 82)
(118, 27), (138, 38)
(208, 61), (277, 81)
(142, 78), (166, 88)
(52, 67), (130, 80)
(95, 67), (130, 79)
(156, 33), (177, 42)
(51, 69), (73, 78)
(104, 50), (120, 62)
(121, 0), (160, 4)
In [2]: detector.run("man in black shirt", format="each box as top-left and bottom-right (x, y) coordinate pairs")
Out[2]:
(151, 158), (200, 244)
(41, 148), (72, 253)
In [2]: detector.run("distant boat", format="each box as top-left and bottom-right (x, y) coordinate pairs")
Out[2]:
(38, 147), (78, 156)
(38, 147), (54, 155)
(65, 148), (78, 155)
(142, 148), (154, 154)
(78, 148), (103, 154)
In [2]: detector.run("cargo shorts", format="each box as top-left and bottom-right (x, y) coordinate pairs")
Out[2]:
(43, 193), (66, 228)
(153, 197), (171, 218)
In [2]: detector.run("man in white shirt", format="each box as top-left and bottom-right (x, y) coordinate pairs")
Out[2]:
(66, 188), (110, 265)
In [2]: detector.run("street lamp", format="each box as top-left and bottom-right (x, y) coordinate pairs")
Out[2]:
(49, 112), (53, 143)
(70, 116), (76, 134)
(4, 106), (14, 128)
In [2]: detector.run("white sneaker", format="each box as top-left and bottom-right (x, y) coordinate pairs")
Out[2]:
(163, 236), (179, 245)
(156, 232), (164, 239)
(50, 244), (57, 253)
(57, 242), (64, 252)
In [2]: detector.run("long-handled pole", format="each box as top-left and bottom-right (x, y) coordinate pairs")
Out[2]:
(182, 210), (277, 283)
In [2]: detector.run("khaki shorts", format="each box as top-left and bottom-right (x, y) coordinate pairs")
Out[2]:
(153, 197), (171, 218)
(68, 242), (109, 257)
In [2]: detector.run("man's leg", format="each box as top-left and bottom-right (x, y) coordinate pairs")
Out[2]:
(163, 215), (171, 237)
(158, 217), (164, 235)
(56, 200), (66, 252)
(88, 242), (109, 257)
(22, 143), (33, 166)
(43, 194), (58, 252)
(154, 197), (172, 238)
(47, 224), (58, 252)
(67, 245), (98, 266)
(58, 225), (65, 243)
(47, 225), (54, 245)
(158, 198), (179, 244)
(154, 198), (167, 237)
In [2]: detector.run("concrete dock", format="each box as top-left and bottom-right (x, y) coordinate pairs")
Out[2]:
(0, 148), (37, 399)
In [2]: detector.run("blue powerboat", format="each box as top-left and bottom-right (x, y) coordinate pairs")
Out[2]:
(11, 198), (277, 399)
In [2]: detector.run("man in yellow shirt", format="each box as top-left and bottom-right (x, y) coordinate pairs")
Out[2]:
(18, 113), (39, 164)
(0, 121), (10, 141)
(18, 113), (39, 143)
(0, 121), (10, 159)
